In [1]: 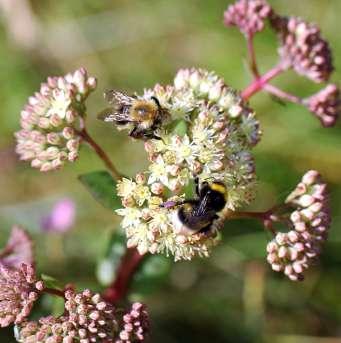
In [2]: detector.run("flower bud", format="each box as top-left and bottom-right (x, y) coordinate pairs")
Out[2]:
(224, 0), (272, 36)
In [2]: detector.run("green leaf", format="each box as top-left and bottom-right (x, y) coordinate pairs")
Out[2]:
(170, 119), (188, 136)
(41, 274), (63, 289)
(78, 170), (120, 210)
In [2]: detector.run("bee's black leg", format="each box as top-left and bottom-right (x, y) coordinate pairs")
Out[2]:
(194, 177), (200, 197)
(143, 132), (162, 140)
(129, 127), (139, 138)
(160, 199), (197, 209)
(151, 96), (161, 109)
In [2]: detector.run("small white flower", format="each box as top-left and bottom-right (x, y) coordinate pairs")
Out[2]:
(117, 178), (137, 198)
(148, 156), (169, 185)
(46, 89), (71, 119)
(170, 135), (198, 164)
(149, 210), (170, 233)
(116, 207), (142, 228)
(134, 184), (151, 205)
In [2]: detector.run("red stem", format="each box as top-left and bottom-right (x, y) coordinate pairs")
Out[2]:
(226, 210), (278, 236)
(43, 287), (65, 298)
(76, 127), (122, 180)
(263, 84), (303, 105)
(103, 248), (145, 304)
(228, 211), (268, 220)
(241, 63), (285, 100)
(246, 34), (260, 78)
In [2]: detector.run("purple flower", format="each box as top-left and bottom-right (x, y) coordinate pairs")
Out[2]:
(41, 198), (76, 233)
(224, 0), (272, 36)
(304, 84), (340, 127)
(270, 15), (333, 83)
(0, 226), (33, 269)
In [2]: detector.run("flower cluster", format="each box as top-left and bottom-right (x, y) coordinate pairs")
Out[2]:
(116, 302), (149, 343)
(0, 226), (33, 269)
(304, 84), (340, 128)
(16, 289), (149, 343)
(266, 170), (330, 281)
(270, 15), (333, 83)
(224, 0), (272, 36)
(116, 68), (260, 260)
(15, 68), (96, 172)
(116, 174), (218, 260)
(0, 264), (44, 327)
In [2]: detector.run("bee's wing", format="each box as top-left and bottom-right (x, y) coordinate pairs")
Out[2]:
(99, 90), (136, 123)
(97, 107), (117, 122)
(195, 194), (209, 216)
(104, 90), (134, 106)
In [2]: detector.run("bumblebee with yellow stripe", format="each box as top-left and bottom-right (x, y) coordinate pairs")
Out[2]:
(164, 178), (227, 235)
(98, 90), (169, 140)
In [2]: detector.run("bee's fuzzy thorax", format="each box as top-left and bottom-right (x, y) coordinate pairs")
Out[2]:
(130, 100), (159, 122)
(210, 182), (228, 200)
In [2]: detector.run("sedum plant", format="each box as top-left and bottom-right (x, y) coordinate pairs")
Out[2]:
(1, 0), (339, 342)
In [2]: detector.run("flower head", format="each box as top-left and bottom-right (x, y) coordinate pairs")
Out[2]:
(271, 15), (333, 83)
(0, 226), (33, 269)
(0, 264), (44, 327)
(15, 68), (97, 171)
(16, 289), (149, 343)
(266, 170), (330, 281)
(116, 68), (261, 260)
(116, 302), (149, 343)
(304, 84), (340, 127)
(64, 289), (118, 342)
(224, 0), (272, 36)
(41, 198), (76, 233)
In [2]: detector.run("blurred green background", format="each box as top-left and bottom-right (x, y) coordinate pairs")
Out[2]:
(1, 0), (341, 342)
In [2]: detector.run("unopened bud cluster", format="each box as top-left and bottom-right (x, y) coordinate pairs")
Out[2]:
(16, 289), (149, 343)
(116, 68), (261, 260)
(270, 15), (333, 83)
(15, 68), (96, 171)
(225, 0), (339, 127)
(304, 84), (340, 127)
(116, 302), (149, 343)
(0, 264), (44, 327)
(266, 170), (330, 281)
(224, 0), (272, 36)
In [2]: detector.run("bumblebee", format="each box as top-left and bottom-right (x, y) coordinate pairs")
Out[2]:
(98, 90), (169, 140)
(164, 178), (227, 235)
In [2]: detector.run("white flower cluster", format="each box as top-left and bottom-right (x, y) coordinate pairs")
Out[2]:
(116, 174), (218, 261)
(116, 68), (261, 260)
